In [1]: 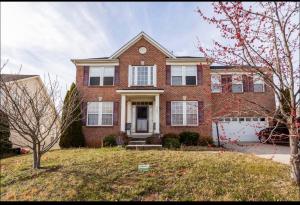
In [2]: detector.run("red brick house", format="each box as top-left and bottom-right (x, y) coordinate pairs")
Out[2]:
(72, 32), (275, 147)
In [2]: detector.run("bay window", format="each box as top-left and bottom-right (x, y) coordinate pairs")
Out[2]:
(171, 66), (197, 85)
(89, 67), (114, 86)
(87, 102), (114, 126)
(171, 101), (198, 126)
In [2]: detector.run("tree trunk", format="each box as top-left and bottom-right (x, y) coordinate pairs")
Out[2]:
(289, 125), (300, 185)
(32, 145), (41, 169)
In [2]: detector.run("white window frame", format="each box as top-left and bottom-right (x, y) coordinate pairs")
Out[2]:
(128, 65), (156, 87)
(171, 65), (197, 86)
(87, 102), (114, 126)
(253, 73), (265, 92)
(232, 74), (243, 93)
(171, 101), (198, 126)
(211, 74), (221, 93)
(89, 66), (115, 86)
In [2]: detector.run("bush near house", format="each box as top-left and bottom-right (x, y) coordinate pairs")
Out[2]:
(162, 133), (180, 149)
(179, 131), (199, 146)
(198, 136), (214, 146)
(103, 135), (117, 147)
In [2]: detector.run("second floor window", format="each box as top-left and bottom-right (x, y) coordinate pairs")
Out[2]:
(253, 74), (264, 92)
(232, 74), (243, 93)
(171, 65), (197, 86)
(129, 66), (156, 86)
(89, 67), (114, 86)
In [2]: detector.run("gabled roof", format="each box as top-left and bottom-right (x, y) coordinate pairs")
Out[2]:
(109, 31), (176, 59)
(0, 74), (38, 82)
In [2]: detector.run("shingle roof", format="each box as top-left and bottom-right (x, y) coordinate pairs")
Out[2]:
(0, 74), (38, 82)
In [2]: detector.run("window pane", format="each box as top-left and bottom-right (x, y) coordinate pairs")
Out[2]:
(186, 102), (198, 114)
(232, 74), (242, 84)
(185, 66), (197, 76)
(90, 77), (100, 85)
(254, 84), (264, 92)
(87, 102), (99, 113)
(211, 75), (221, 84)
(102, 102), (113, 113)
(187, 114), (197, 125)
(260, 118), (265, 121)
(225, 118), (231, 122)
(186, 76), (196, 85)
(88, 114), (98, 125)
(172, 76), (182, 85)
(90, 67), (102, 76)
(137, 67), (148, 85)
(232, 84), (243, 93)
(246, 118), (251, 121)
(211, 84), (221, 93)
(171, 102), (183, 114)
(172, 114), (183, 125)
(232, 118), (238, 121)
(239, 118), (245, 121)
(103, 77), (114, 85)
(103, 67), (114, 76)
(102, 114), (113, 125)
(171, 66), (182, 76)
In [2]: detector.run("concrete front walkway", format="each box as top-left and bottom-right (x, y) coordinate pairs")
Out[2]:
(223, 142), (291, 165)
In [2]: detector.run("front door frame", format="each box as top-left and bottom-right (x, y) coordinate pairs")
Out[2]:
(136, 105), (149, 133)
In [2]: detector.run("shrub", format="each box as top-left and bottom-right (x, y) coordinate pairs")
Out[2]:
(198, 136), (214, 146)
(103, 135), (117, 147)
(162, 133), (180, 149)
(179, 131), (199, 146)
(119, 132), (129, 145)
(163, 138), (180, 149)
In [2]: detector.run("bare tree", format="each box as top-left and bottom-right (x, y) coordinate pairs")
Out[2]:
(197, 2), (300, 184)
(0, 61), (83, 169)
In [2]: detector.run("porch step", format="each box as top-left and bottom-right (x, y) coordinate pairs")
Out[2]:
(126, 144), (163, 150)
(128, 140), (146, 145)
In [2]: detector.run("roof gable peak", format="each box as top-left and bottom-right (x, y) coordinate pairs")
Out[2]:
(109, 31), (176, 59)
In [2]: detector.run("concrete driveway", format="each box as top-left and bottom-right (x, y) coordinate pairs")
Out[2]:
(223, 142), (290, 165)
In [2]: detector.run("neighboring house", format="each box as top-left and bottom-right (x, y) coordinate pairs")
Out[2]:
(0, 74), (60, 150)
(71, 32), (276, 147)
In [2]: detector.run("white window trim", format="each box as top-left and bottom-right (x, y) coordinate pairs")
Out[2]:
(171, 65), (197, 86)
(129, 65), (156, 87)
(171, 101), (198, 126)
(87, 102), (114, 126)
(89, 67), (115, 86)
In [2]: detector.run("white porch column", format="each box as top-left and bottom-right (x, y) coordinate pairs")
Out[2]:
(126, 101), (132, 135)
(154, 94), (160, 133)
(120, 95), (126, 132)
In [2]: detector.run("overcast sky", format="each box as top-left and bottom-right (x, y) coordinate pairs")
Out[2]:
(1, 2), (220, 94)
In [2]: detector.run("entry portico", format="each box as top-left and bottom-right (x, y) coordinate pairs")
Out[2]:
(116, 89), (164, 135)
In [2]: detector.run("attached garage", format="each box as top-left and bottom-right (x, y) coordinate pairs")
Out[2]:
(212, 117), (269, 143)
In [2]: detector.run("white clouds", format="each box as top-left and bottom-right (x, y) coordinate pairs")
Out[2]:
(1, 2), (220, 96)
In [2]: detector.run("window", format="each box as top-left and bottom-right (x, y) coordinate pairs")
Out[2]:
(260, 118), (265, 121)
(130, 66), (155, 86)
(253, 74), (264, 92)
(239, 118), (245, 122)
(225, 118), (231, 122)
(89, 67), (114, 86)
(211, 75), (221, 93)
(232, 118), (238, 121)
(232, 74), (243, 93)
(171, 101), (198, 126)
(87, 102), (113, 126)
(246, 117), (251, 121)
(171, 66), (197, 86)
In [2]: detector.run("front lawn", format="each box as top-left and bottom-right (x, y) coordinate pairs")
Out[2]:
(0, 148), (299, 201)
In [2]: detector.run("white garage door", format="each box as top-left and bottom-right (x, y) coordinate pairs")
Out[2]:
(212, 117), (269, 143)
